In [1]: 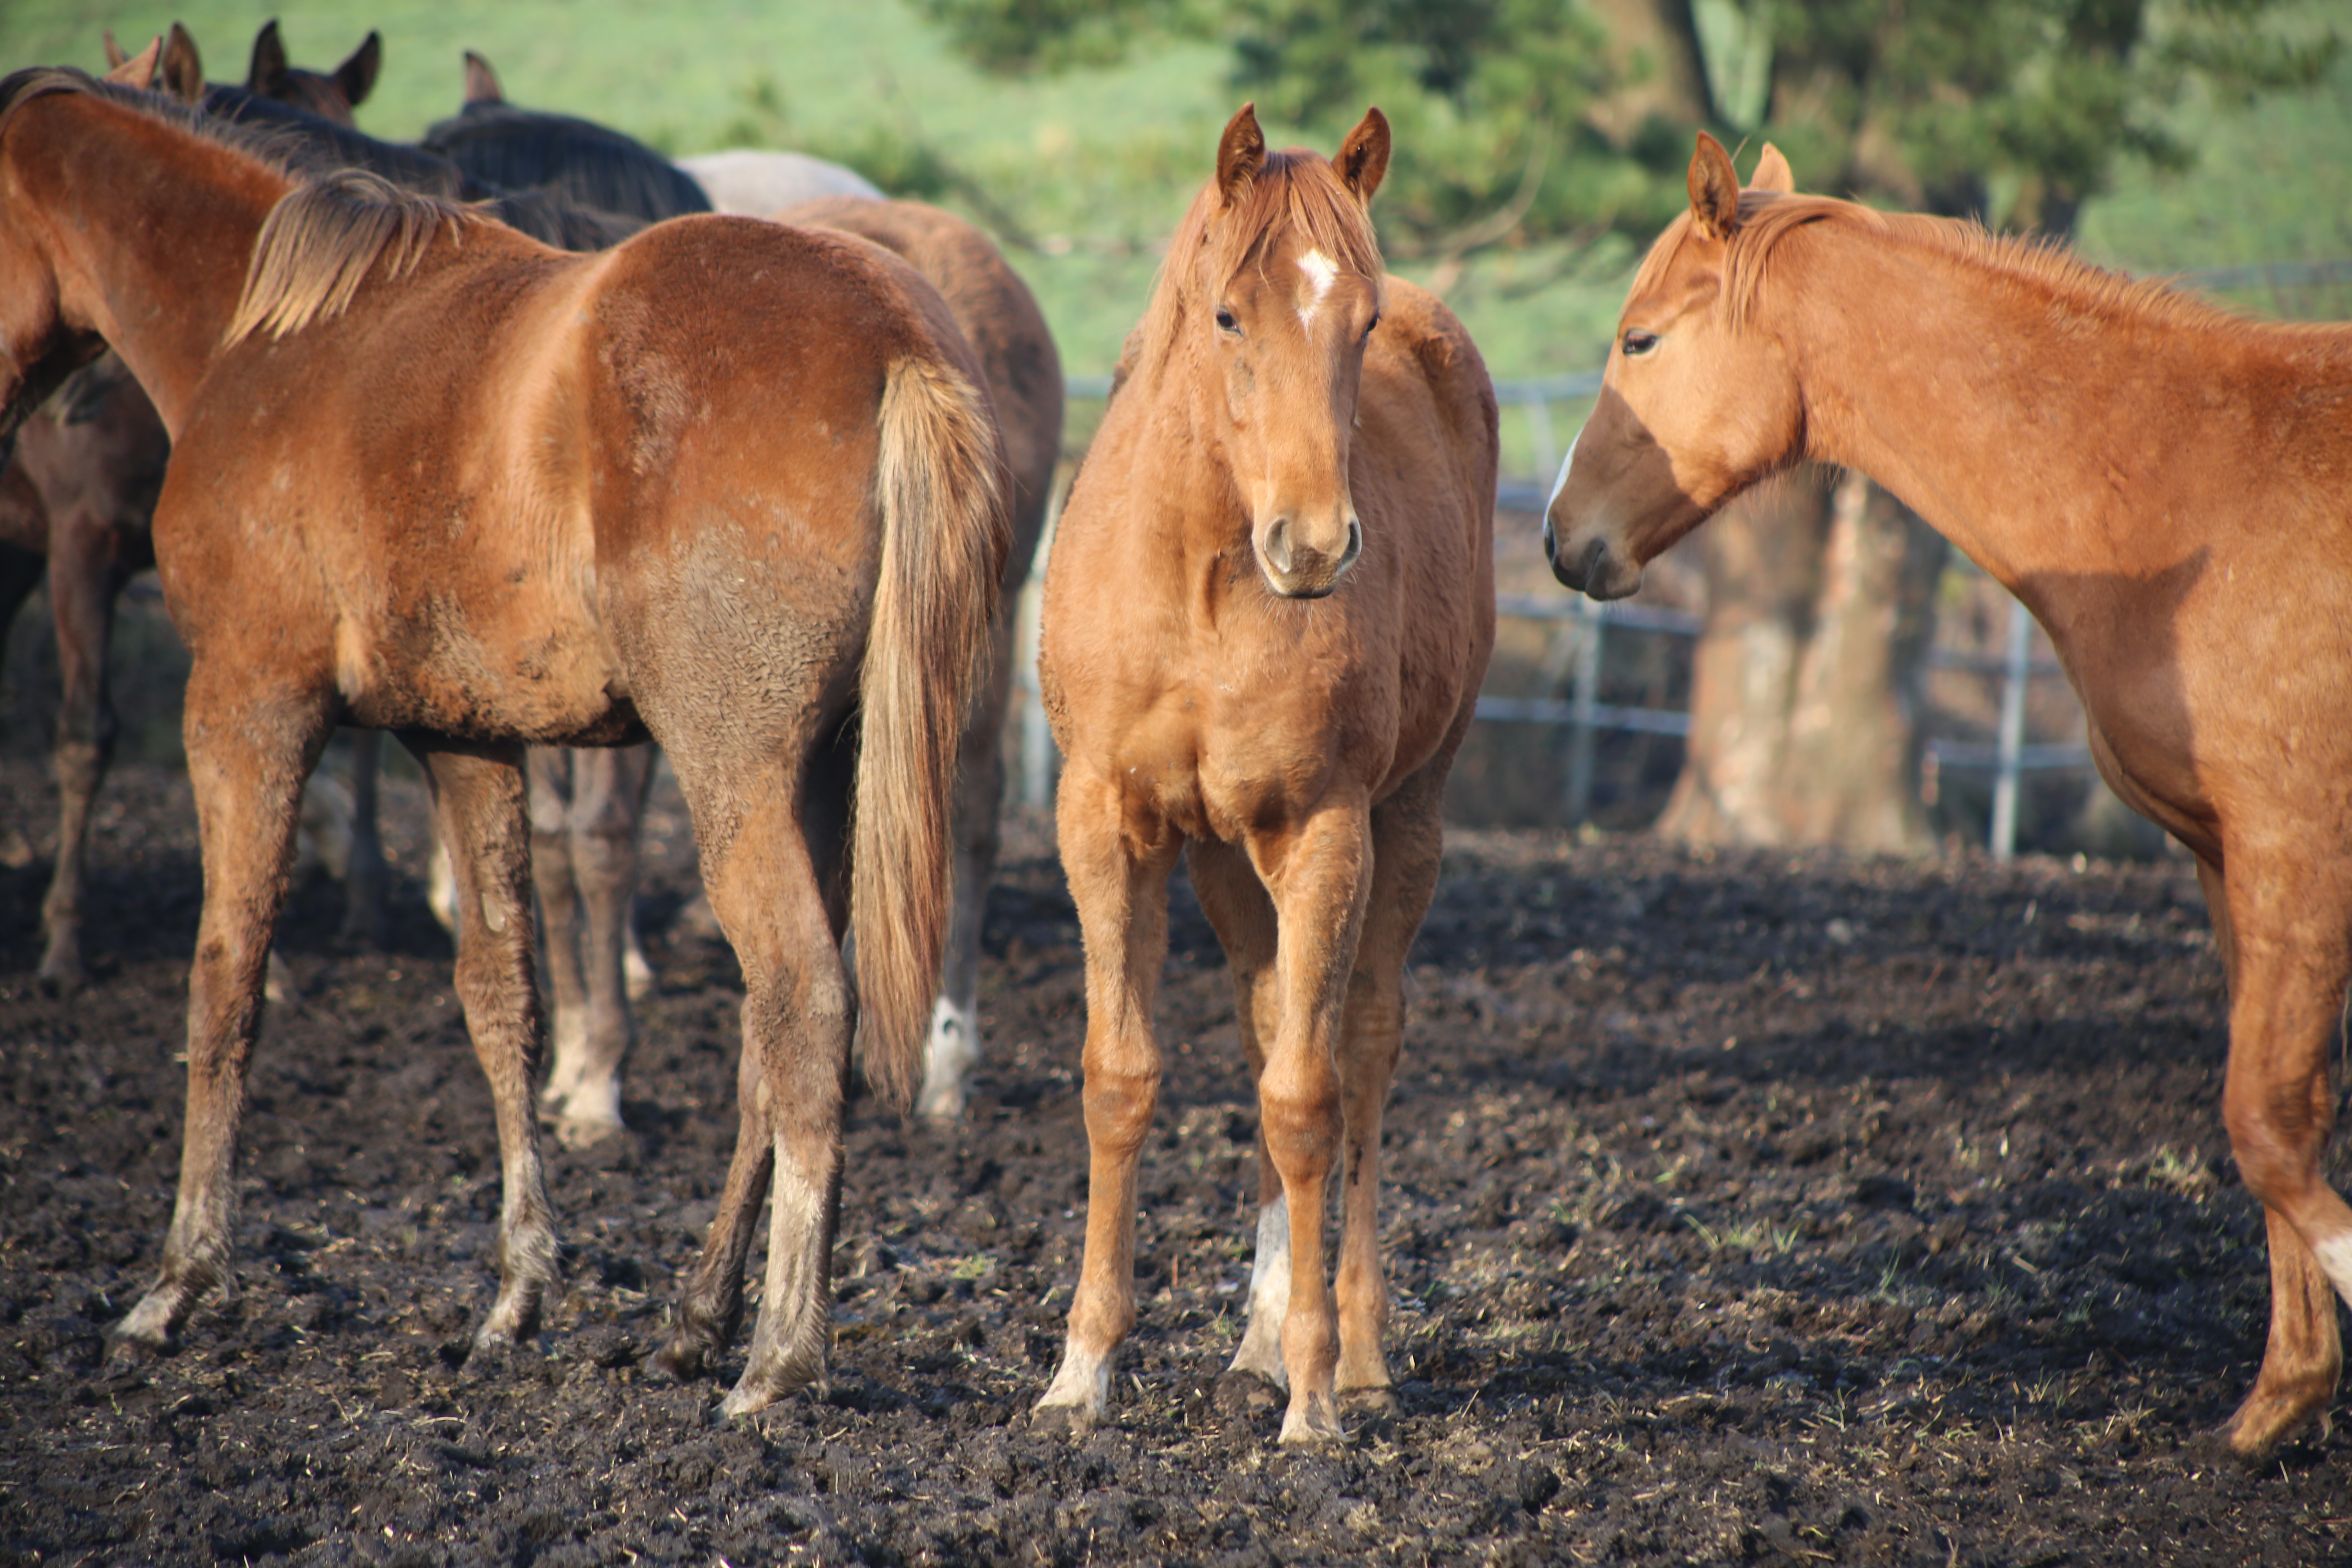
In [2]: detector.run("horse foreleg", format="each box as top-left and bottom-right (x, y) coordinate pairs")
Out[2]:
(2208, 852), (2352, 1458)
(116, 679), (325, 1348)
(1332, 767), (1448, 1415)
(1186, 838), (1290, 1402)
(414, 739), (559, 1350)
(1035, 768), (1177, 1434)
(35, 520), (122, 992)
(1249, 798), (1373, 1446)
(917, 602), (1016, 1120)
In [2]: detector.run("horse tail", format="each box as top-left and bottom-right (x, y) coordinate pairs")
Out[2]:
(854, 350), (1010, 1110)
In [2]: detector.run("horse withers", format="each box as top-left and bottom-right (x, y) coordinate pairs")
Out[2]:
(0, 67), (1008, 1414)
(1549, 131), (2352, 1461)
(1034, 105), (1497, 1445)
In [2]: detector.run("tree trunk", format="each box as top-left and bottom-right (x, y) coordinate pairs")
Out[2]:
(1657, 467), (1947, 852)
(1583, 0), (1710, 145)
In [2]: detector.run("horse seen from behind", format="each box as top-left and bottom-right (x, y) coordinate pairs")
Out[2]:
(1034, 104), (1497, 1445)
(0, 65), (1008, 1417)
(1548, 130), (2352, 1461)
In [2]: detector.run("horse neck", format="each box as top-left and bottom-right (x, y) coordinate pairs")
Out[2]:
(11, 96), (286, 437)
(1773, 223), (2225, 596)
(1115, 326), (1254, 593)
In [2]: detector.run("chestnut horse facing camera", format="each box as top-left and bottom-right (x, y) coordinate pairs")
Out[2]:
(0, 68), (1008, 1417)
(1036, 104), (1497, 1445)
(1549, 130), (2352, 1460)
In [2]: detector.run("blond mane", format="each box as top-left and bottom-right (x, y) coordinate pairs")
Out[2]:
(227, 171), (480, 345)
(1130, 147), (1383, 375)
(1644, 187), (2312, 343)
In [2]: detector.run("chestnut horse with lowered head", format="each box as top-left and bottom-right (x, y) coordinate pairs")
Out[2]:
(1036, 105), (1496, 1444)
(0, 67), (1007, 1415)
(1550, 131), (2352, 1460)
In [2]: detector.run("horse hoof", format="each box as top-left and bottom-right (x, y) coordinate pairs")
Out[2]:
(648, 1334), (712, 1383)
(1028, 1401), (1100, 1440)
(2219, 1382), (2334, 1465)
(111, 1290), (180, 1352)
(549, 1116), (637, 1161)
(1339, 1385), (1399, 1419)
(1212, 1369), (1284, 1419)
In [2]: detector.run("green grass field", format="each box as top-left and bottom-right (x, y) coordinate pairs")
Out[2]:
(6, 0), (2346, 393)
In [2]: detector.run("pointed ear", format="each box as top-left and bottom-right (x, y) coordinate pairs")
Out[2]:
(162, 23), (206, 106)
(104, 36), (162, 90)
(1216, 102), (1265, 208)
(1334, 107), (1390, 204)
(463, 51), (506, 107)
(103, 29), (129, 70)
(247, 18), (289, 94)
(1688, 131), (1743, 241)
(335, 32), (383, 109)
(105, 36), (162, 90)
(1750, 142), (1795, 195)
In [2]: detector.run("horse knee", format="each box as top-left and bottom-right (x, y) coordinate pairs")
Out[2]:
(2223, 1076), (2332, 1209)
(1081, 1065), (1158, 1155)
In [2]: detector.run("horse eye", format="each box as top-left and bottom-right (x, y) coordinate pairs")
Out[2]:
(1365, 312), (1381, 339)
(1621, 329), (1659, 357)
(1215, 307), (1239, 334)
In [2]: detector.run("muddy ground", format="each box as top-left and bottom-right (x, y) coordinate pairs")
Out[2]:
(4, 752), (2351, 1567)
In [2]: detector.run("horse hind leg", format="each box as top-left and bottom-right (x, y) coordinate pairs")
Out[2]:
(540, 743), (654, 1150)
(2205, 853), (2352, 1458)
(335, 728), (388, 948)
(116, 676), (330, 1348)
(411, 738), (559, 1350)
(917, 597), (1018, 1120)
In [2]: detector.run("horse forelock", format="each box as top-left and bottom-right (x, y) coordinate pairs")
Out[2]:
(1135, 147), (1383, 369)
(226, 171), (481, 346)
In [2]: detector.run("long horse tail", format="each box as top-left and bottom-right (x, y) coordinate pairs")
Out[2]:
(855, 351), (1010, 1110)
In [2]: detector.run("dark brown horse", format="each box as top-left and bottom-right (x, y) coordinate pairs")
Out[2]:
(1549, 131), (2352, 1460)
(0, 68), (1007, 1412)
(1034, 106), (1497, 1444)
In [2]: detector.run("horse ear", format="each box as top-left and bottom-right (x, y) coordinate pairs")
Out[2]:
(247, 18), (288, 94)
(162, 23), (206, 106)
(1688, 131), (1743, 241)
(103, 35), (161, 90)
(1750, 142), (1795, 195)
(463, 51), (506, 107)
(102, 29), (129, 70)
(336, 32), (383, 109)
(1217, 103), (1265, 207)
(1335, 107), (1390, 204)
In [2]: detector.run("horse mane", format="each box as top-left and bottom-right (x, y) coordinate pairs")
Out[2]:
(0, 65), (298, 176)
(1131, 147), (1384, 375)
(1671, 189), (2306, 343)
(225, 170), (481, 345)
(421, 103), (710, 223)
(202, 85), (476, 199)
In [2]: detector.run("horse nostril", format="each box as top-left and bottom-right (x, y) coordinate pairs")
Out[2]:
(1264, 518), (1294, 575)
(1542, 512), (1557, 559)
(1343, 517), (1363, 566)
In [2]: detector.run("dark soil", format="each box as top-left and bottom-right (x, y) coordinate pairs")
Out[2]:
(4, 755), (2350, 1567)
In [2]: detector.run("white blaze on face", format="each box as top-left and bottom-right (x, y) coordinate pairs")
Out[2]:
(1297, 249), (1339, 332)
(1547, 430), (1581, 508)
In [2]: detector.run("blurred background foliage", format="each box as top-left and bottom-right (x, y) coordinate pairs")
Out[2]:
(4, 0), (2344, 383)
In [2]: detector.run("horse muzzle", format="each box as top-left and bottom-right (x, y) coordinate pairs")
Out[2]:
(1546, 520), (1643, 601)
(1256, 513), (1362, 599)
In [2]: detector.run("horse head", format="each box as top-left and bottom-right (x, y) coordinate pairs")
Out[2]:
(247, 20), (381, 127)
(1192, 103), (1388, 599)
(1546, 131), (1803, 599)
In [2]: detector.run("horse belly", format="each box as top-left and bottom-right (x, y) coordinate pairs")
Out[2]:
(342, 588), (631, 744)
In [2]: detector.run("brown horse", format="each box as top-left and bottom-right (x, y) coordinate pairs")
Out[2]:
(1549, 131), (2352, 1461)
(0, 69), (1007, 1412)
(2, 41), (388, 988)
(1033, 105), (1497, 1444)
(104, 20), (381, 127)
